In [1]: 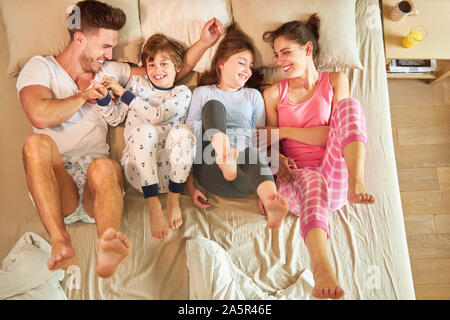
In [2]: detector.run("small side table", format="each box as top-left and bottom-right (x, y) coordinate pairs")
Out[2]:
(381, 0), (450, 85)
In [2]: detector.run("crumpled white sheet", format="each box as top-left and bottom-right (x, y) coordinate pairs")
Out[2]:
(186, 236), (316, 300)
(0, 232), (67, 300)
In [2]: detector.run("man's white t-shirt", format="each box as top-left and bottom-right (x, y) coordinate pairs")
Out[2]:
(16, 56), (131, 158)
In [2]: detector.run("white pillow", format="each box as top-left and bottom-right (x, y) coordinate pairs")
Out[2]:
(0, 0), (143, 77)
(139, 0), (232, 73)
(231, 0), (363, 70)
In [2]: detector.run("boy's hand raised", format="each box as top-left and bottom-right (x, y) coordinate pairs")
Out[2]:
(100, 76), (126, 98)
(200, 17), (224, 48)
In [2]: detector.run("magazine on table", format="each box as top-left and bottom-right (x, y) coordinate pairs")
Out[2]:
(388, 59), (437, 73)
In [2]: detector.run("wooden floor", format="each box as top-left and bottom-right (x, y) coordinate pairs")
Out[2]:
(388, 77), (450, 300)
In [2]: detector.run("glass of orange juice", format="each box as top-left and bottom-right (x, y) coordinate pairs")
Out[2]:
(402, 26), (427, 48)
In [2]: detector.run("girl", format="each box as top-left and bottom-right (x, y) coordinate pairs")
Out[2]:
(185, 25), (288, 229)
(97, 34), (196, 240)
(261, 14), (375, 299)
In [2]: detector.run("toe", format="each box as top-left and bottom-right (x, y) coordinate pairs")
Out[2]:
(336, 287), (345, 299)
(102, 228), (117, 241)
(47, 258), (56, 270)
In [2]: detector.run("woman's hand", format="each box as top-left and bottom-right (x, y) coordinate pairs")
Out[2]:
(255, 126), (283, 151)
(191, 188), (211, 209)
(100, 76), (126, 98)
(276, 153), (297, 183)
(199, 17), (224, 48)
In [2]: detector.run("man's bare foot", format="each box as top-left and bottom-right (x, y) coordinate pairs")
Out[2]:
(167, 192), (183, 229)
(147, 199), (169, 239)
(96, 228), (131, 278)
(313, 263), (345, 300)
(348, 177), (375, 204)
(48, 237), (79, 271)
(216, 147), (238, 181)
(263, 194), (289, 229)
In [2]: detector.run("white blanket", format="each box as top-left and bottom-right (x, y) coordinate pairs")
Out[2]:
(186, 236), (316, 300)
(0, 232), (67, 300)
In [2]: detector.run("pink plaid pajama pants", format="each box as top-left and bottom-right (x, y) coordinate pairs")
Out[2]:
(276, 98), (367, 239)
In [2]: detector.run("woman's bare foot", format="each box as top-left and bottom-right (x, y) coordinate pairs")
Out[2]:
(313, 262), (345, 300)
(263, 194), (289, 229)
(96, 228), (131, 278)
(167, 192), (183, 229)
(48, 237), (79, 271)
(216, 147), (238, 181)
(147, 197), (169, 239)
(348, 177), (375, 204)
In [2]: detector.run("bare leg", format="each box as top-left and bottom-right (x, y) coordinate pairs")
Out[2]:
(83, 158), (131, 278)
(305, 228), (345, 299)
(342, 141), (375, 204)
(167, 192), (183, 230)
(22, 134), (79, 270)
(211, 132), (238, 181)
(146, 196), (169, 239)
(256, 180), (288, 229)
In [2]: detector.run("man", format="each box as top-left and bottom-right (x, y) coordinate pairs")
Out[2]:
(17, 0), (223, 278)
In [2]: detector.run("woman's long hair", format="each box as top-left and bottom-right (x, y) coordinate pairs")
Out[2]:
(263, 14), (321, 66)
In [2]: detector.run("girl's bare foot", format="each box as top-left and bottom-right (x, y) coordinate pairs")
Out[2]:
(147, 198), (169, 239)
(96, 228), (131, 278)
(348, 177), (375, 204)
(48, 237), (78, 271)
(211, 132), (238, 181)
(263, 194), (289, 229)
(167, 192), (183, 229)
(313, 262), (345, 300)
(216, 147), (238, 181)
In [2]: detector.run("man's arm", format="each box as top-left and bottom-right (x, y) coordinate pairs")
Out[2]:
(19, 83), (106, 129)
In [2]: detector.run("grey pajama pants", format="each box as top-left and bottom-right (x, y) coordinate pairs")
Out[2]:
(193, 100), (274, 198)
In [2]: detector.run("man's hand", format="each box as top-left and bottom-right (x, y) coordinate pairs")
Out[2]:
(81, 81), (108, 104)
(199, 17), (224, 48)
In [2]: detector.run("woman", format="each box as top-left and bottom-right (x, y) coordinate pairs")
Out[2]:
(261, 14), (375, 299)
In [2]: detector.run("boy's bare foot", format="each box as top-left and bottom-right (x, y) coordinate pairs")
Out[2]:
(167, 192), (183, 229)
(348, 177), (375, 204)
(48, 237), (79, 271)
(147, 198), (169, 239)
(96, 228), (131, 278)
(263, 194), (289, 229)
(216, 147), (238, 181)
(313, 262), (345, 300)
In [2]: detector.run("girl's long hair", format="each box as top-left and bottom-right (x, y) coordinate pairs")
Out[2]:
(198, 24), (263, 89)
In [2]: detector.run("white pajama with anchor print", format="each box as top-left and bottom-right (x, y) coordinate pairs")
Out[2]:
(97, 75), (196, 197)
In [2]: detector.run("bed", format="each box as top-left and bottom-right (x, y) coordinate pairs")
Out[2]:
(0, 0), (415, 300)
